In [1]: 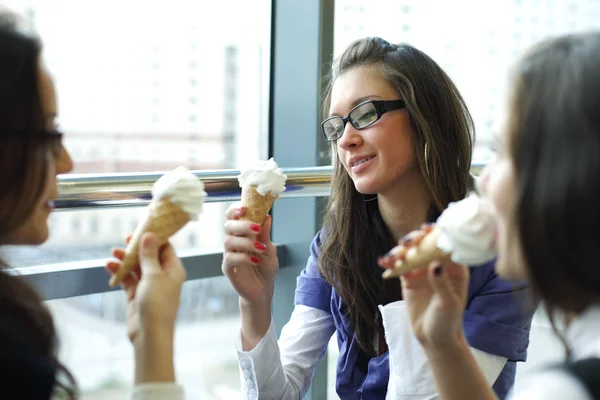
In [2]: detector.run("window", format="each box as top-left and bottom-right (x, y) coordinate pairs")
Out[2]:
(334, 0), (600, 165)
(4, 0), (272, 398)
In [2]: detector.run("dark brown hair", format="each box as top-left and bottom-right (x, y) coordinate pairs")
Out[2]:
(319, 37), (474, 357)
(509, 33), (600, 322)
(0, 8), (77, 399)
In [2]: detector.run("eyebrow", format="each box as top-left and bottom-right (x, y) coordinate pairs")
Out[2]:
(329, 95), (383, 117)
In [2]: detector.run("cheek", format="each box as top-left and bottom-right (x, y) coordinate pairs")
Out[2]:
(336, 146), (350, 171)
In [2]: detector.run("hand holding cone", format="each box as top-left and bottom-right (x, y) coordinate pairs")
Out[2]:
(109, 166), (206, 287)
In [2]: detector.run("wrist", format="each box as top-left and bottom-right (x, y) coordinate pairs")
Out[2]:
(134, 328), (176, 384)
(239, 295), (272, 350)
(423, 332), (470, 361)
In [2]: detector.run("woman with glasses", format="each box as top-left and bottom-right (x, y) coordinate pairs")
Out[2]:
(221, 37), (533, 399)
(0, 7), (185, 399)
(393, 32), (600, 400)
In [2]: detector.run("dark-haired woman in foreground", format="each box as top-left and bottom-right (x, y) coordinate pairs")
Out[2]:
(0, 7), (185, 399)
(397, 32), (600, 399)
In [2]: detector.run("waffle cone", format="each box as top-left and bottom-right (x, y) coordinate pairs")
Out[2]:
(109, 198), (191, 287)
(382, 226), (451, 279)
(239, 185), (277, 225)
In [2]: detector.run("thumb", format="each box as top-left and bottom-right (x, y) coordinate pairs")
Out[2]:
(138, 232), (162, 275)
(427, 262), (457, 305)
(257, 215), (273, 245)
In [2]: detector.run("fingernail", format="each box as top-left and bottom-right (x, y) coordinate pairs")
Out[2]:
(254, 242), (267, 251)
(250, 256), (260, 264)
(142, 234), (157, 250)
(401, 237), (412, 245)
(235, 206), (246, 213)
(434, 265), (443, 276)
(250, 224), (261, 232)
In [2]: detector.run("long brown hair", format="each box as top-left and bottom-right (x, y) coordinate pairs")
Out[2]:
(509, 33), (600, 330)
(0, 8), (77, 398)
(319, 37), (474, 357)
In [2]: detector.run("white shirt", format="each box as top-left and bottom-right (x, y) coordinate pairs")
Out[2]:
(509, 305), (600, 400)
(235, 302), (507, 400)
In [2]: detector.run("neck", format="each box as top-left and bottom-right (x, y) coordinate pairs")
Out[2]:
(377, 170), (432, 242)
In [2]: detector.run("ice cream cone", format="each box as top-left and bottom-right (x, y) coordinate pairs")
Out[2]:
(109, 198), (191, 287)
(382, 226), (451, 279)
(239, 185), (277, 225)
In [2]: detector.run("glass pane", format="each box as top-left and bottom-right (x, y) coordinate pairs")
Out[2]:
(2, 1), (271, 398)
(3, 202), (230, 267)
(47, 276), (241, 399)
(333, 0), (600, 165)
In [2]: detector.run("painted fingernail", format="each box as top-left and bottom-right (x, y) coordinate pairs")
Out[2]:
(250, 224), (261, 232)
(254, 242), (267, 251)
(250, 256), (260, 264)
(434, 265), (443, 276)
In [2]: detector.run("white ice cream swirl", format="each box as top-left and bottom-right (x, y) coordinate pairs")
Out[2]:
(237, 157), (287, 196)
(151, 166), (207, 220)
(437, 193), (497, 265)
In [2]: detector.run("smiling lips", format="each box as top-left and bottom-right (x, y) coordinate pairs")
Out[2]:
(349, 155), (375, 171)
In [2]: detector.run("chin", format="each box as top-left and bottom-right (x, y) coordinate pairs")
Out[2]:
(351, 178), (379, 195)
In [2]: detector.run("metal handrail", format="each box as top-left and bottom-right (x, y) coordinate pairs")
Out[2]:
(56, 163), (485, 210)
(56, 166), (333, 210)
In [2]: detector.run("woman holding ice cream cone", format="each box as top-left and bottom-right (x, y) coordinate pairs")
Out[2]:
(0, 7), (186, 399)
(222, 37), (533, 399)
(392, 32), (600, 400)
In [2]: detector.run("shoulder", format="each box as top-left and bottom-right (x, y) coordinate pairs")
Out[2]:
(509, 369), (592, 400)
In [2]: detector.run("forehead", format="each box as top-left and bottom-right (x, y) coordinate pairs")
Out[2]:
(329, 65), (397, 113)
(37, 60), (57, 115)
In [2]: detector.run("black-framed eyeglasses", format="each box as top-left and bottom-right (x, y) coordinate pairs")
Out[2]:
(321, 99), (405, 142)
(43, 130), (64, 159)
(20, 130), (65, 160)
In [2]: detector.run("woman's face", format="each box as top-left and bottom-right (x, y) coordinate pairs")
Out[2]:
(480, 130), (526, 280)
(329, 65), (419, 195)
(6, 59), (73, 245)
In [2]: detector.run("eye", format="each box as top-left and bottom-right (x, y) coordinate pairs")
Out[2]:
(355, 109), (377, 125)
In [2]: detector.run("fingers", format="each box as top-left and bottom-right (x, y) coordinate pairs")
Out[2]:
(399, 229), (428, 247)
(225, 203), (246, 220)
(105, 261), (140, 300)
(378, 245), (408, 270)
(158, 241), (177, 264)
(112, 248), (125, 261)
(224, 234), (267, 255)
(224, 218), (263, 237)
(427, 262), (459, 305)
(221, 251), (260, 275)
(420, 223), (435, 234)
(138, 232), (162, 275)
(400, 268), (428, 289)
(257, 216), (272, 245)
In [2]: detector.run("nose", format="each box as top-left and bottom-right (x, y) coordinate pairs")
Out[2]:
(337, 122), (363, 150)
(56, 145), (74, 174)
